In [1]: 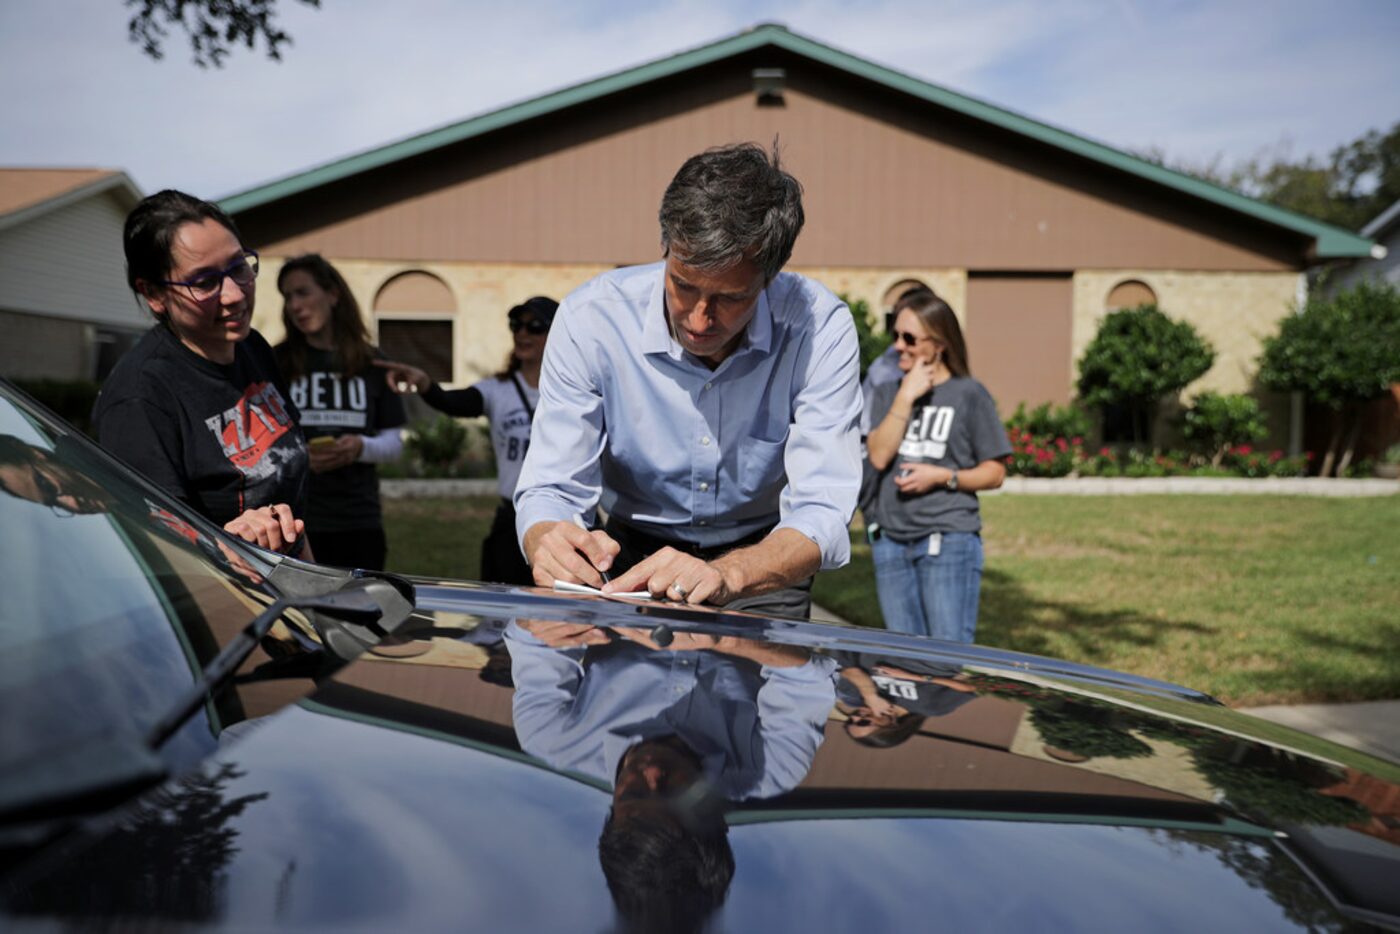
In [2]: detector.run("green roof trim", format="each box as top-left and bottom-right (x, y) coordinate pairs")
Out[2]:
(220, 24), (1375, 259)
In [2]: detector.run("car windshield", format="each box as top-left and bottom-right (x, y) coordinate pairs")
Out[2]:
(0, 383), (289, 778)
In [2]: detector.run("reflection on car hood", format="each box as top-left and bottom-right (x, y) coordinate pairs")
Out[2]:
(5, 579), (1397, 932)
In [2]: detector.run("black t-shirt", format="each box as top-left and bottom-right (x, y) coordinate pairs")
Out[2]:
(284, 347), (407, 532)
(93, 326), (309, 529)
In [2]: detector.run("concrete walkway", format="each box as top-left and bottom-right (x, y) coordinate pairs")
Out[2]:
(381, 476), (1400, 499)
(991, 476), (1398, 496)
(1239, 701), (1400, 764)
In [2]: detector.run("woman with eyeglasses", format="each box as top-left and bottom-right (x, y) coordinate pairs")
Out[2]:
(863, 290), (1011, 642)
(93, 190), (311, 556)
(275, 254), (406, 571)
(376, 296), (558, 585)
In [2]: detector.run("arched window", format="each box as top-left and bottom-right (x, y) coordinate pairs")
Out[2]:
(880, 278), (933, 330)
(1105, 279), (1157, 311)
(374, 271), (456, 383)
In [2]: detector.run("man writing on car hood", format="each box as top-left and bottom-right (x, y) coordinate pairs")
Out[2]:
(514, 142), (863, 617)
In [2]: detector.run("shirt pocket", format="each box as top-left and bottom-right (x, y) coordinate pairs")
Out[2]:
(738, 435), (787, 497)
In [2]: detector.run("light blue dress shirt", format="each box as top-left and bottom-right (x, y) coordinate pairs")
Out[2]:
(513, 262), (863, 570)
(506, 623), (836, 801)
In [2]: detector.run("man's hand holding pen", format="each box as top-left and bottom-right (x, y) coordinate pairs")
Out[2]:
(523, 518), (621, 589)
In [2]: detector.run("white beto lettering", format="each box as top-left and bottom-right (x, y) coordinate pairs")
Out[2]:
(348, 376), (367, 411)
(311, 372), (329, 410)
(289, 377), (308, 410)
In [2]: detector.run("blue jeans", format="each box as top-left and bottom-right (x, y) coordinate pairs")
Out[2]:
(871, 531), (984, 642)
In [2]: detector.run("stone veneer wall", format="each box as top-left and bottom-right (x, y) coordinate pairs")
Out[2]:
(252, 259), (612, 386)
(251, 260), (967, 384)
(1072, 270), (1304, 444)
(251, 259), (1302, 442)
(796, 267), (968, 325)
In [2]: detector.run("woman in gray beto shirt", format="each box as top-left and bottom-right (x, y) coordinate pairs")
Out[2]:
(864, 291), (1012, 642)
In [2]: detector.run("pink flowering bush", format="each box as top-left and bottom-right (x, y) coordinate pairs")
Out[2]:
(1001, 426), (1311, 479)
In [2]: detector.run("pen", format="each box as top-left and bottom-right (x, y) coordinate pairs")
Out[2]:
(572, 514), (610, 584)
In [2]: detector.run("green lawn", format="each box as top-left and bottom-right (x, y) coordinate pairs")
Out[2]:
(384, 495), (1400, 707)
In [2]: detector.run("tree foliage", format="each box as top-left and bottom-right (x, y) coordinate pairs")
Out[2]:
(841, 295), (893, 379)
(1138, 121), (1400, 231)
(1259, 281), (1400, 408)
(127, 0), (320, 67)
(1258, 280), (1400, 475)
(1076, 304), (1215, 444)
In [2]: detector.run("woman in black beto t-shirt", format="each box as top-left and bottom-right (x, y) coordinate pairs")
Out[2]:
(94, 190), (311, 556)
(375, 297), (557, 585)
(865, 290), (1011, 643)
(275, 254), (406, 571)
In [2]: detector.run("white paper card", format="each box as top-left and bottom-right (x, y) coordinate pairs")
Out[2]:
(552, 580), (654, 600)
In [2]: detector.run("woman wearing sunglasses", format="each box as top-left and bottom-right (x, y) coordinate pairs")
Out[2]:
(376, 296), (558, 585)
(864, 290), (1011, 642)
(275, 254), (407, 571)
(93, 190), (311, 556)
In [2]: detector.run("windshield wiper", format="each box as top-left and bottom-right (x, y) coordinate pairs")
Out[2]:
(145, 588), (384, 749)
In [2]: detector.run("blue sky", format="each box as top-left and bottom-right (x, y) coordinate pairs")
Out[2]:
(2, 0), (1397, 199)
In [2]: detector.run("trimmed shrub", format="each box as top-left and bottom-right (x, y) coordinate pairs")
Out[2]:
(1076, 304), (1215, 445)
(1179, 392), (1269, 466)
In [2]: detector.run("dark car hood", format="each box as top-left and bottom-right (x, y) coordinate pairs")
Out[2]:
(5, 580), (1398, 931)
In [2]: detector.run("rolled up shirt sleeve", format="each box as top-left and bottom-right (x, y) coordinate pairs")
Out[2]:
(773, 302), (863, 569)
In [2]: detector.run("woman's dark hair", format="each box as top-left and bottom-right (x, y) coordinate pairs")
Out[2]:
(123, 189), (243, 309)
(896, 290), (970, 377)
(492, 296), (559, 380)
(276, 254), (373, 379)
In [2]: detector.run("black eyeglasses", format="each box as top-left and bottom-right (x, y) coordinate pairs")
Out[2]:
(508, 316), (550, 335)
(25, 463), (102, 517)
(162, 250), (259, 302)
(893, 330), (935, 347)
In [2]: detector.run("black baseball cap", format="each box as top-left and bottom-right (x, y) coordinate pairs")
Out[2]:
(508, 296), (559, 327)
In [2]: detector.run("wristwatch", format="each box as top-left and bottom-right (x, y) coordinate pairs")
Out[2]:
(946, 468), (960, 491)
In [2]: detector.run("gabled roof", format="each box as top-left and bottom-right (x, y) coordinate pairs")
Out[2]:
(1361, 198), (1400, 242)
(0, 169), (143, 232)
(220, 24), (1376, 260)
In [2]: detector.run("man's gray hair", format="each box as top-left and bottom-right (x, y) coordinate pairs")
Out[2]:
(659, 142), (805, 283)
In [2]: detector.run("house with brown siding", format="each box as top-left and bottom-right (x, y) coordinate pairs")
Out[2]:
(222, 25), (1377, 445)
(0, 169), (147, 381)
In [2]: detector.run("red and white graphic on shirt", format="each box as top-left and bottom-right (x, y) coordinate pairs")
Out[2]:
(145, 499), (204, 547)
(203, 382), (295, 479)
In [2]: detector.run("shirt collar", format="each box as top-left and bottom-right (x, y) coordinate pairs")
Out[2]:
(641, 268), (775, 362)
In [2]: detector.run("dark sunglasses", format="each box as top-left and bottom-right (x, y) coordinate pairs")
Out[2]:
(893, 330), (935, 347)
(508, 316), (550, 335)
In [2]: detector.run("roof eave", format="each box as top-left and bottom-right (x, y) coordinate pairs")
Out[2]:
(0, 171), (144, 234)
(218, 24), (1378, 261)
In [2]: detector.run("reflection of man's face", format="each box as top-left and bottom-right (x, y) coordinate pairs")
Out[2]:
(612, 738), (702, 819)
(0, 449), (107, 515)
